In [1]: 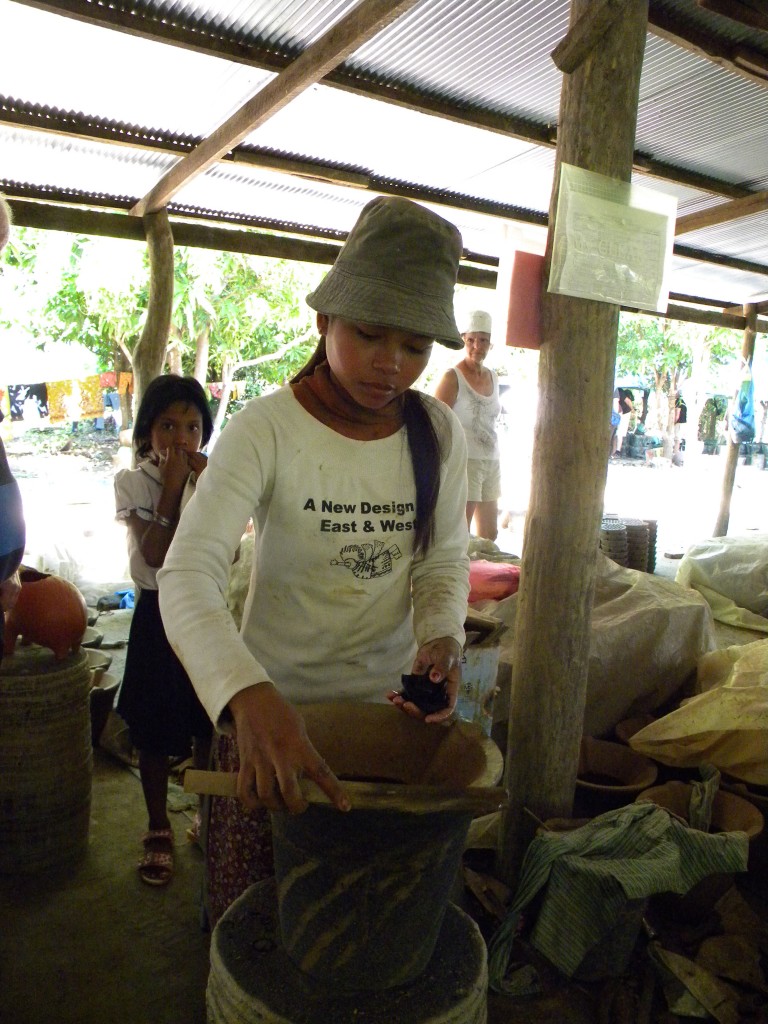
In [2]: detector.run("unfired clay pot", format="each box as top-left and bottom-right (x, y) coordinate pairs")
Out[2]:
(3, 569), (88, 661)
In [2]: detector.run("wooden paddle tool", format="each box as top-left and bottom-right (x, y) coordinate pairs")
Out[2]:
(184, 769), (508, 815)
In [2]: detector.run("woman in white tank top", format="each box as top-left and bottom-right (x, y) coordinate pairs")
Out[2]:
(434, 310), (501, 540)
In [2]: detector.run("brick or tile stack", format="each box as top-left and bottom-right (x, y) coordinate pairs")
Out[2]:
(622, 518), (650, 572)
(599, 519), (628, 566)
(643, 519), (658, 573)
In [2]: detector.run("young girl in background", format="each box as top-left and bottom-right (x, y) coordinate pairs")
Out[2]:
(158, 196), (471, 925)
(115, 374), (214, 886)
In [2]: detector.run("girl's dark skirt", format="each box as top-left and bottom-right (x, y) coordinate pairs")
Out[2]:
(116, 588), (212, 757)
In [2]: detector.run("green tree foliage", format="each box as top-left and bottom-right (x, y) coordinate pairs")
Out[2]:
(1, 228), (326, 421)
(616, 312), (741, 449)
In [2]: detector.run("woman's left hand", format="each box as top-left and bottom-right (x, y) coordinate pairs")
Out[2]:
(387, 636), (462, 724)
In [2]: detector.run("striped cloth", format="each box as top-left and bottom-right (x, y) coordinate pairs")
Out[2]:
(488, 801), (749, 987)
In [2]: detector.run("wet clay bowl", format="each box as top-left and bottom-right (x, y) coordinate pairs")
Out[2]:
(81, 626), (104, 649)
(575, 736), (658, 814)
(84, 648), (112, 686)
(89, 671), (120, 747)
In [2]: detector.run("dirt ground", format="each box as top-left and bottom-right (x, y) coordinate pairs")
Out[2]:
(2, 428), (768, 1023)
(6, 424), (768, 591)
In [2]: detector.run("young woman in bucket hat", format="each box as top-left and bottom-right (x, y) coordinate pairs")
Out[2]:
(158, 196), (471, 924)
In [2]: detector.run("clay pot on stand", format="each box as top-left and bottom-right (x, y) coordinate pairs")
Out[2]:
(3, 569), (88, 661)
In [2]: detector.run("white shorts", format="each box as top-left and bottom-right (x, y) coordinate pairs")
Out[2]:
(466, 458), (501, 503)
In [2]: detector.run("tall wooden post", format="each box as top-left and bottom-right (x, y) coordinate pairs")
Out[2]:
(713, 303), (757, 536)
(498, 0), (649, 884)
(131, 210), (175, 412)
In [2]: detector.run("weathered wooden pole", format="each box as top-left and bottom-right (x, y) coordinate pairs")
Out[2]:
(713, 302), (757, 536)
(498, 0), (649, 884)
(131, 209), (175, 412)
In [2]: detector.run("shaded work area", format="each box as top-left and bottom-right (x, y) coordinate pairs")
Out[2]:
(3, 557), (768, 1024)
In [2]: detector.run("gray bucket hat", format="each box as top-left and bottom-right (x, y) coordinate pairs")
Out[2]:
(306, 197), (464, 349)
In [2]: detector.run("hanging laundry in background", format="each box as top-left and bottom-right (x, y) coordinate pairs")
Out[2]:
(47, 380), (72, 424)
(100, 371), (117, 389)
(80, 375), (103, 418)
(7, 383), (49, 421)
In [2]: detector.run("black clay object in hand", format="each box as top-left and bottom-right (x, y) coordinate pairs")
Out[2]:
(398, 668), (449, 715)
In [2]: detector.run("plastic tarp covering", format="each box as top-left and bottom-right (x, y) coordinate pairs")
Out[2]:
(675, 535), (768, 633)
(629, 639), (768, 785)
(476, 553), (717, 738)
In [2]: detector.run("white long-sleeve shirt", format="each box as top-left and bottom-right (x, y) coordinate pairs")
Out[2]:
(158, 386), (470, 727)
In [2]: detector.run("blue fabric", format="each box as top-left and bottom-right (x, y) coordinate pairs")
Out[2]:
(730, 377), (755, 443)
(0, 478), (25, 583)
(117, 589), (135, 610)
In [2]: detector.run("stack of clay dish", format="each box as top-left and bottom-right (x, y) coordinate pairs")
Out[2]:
(643, 519), (658, 572)
(89, 666), (120, 747)
(599, 520), (628, 566)
(622, 518), (650, 571)
(81, 626), (104, 649)
(84, 648), (112, 686)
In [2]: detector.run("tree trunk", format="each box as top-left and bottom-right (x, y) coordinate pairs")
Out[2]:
(498, 0), (649, 885)
(713, 303), (757, 536)
(167, 333), (183, 376)
(210, 354), (236, 445)
(194, 324), (210, 386)
(131, 210), (174, 416)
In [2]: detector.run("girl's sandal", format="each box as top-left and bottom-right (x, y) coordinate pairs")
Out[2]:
(138, 828), (174, 887)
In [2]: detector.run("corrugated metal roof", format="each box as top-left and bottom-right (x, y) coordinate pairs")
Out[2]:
(2, 0), (768, 307)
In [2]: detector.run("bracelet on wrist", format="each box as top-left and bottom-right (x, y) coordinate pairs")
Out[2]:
(152, 511), (176, 529)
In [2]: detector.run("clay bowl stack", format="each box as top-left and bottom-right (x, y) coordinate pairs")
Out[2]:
(622, 518), (650, 571)
(599, 520), (629, 566)
(84, 649), (119, 747)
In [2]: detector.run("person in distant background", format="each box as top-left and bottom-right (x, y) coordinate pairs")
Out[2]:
(673, 393), (688, 463)
(434, 310), (501, 540)
(611, 387), (634, 459)
(0, 195), (26, 664)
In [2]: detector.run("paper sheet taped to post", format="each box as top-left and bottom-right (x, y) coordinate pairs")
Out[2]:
(549, 163), (676, 312)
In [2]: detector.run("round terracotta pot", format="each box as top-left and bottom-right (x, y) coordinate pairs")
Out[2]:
(270, 702), (502, 992)
(635, 781), (764, 921)
(574, 736), (658, 816)
(613, 714), (655, 745)
(3, 569), (88, 661)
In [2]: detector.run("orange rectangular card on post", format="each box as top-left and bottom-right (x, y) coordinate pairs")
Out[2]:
(505, 251), (544, 350)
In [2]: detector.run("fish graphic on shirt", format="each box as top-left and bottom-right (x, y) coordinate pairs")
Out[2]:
(331, 541), (402, 579)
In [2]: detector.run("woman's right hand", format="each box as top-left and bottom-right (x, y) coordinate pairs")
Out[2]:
(228, 682), (350, 815)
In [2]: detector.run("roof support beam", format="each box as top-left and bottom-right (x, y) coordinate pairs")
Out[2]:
(649, 0), (768, 87)
(551, 0), (627, 73)
(698, 0), (768, 34)
(9, 197), (768, 331)
(132, 0), (419, 215)
(675, 188), (768, 235)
